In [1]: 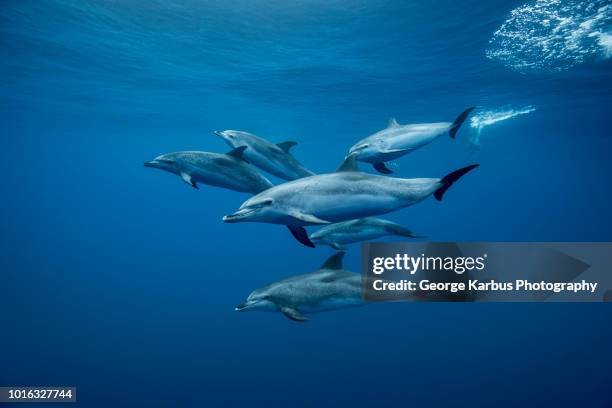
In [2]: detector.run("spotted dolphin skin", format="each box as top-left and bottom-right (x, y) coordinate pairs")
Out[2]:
(223, 155), (478, 247)
(144, 147), (273, 194)
(348, 107), (475, 174)
(235, 252), (363, 322)
(310, 217), (423, 250)
(215, 130), (314, 180)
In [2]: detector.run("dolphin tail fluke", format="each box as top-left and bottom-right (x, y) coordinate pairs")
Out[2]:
(434, 164), (479, 201)
(449, 107), (475, 139)
(373, 162), (393, 174)
(287, 226), (316, 248)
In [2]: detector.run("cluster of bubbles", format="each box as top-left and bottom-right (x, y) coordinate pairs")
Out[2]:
(486, 0), (612, 72)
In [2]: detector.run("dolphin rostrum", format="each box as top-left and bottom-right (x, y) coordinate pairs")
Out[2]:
(223, 154), (478, 247)
(235, 252), (364, 322)
(144, 147), (272, 194)
(348, 107), (475, 174)
(310, 217), (423, 250)
(215, 130), (314, 180)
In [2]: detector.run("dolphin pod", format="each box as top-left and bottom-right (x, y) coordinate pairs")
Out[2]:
(223, 155), (478, 247)
(235, 252), (364, 321)
(144, 147), (273, 194)
(310, 217), (423, 250)
(145, 108), (481, 322)
(348, 107), (475, 174)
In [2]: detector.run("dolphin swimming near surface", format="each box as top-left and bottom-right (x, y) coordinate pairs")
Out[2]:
(144, 147), (273, 194)
(235, 252), (363, 322)
(223, 154), (479, 247)
(215, 130), (314, 180)
(310, 217), (423, 250)
(348, 107), (475, 174)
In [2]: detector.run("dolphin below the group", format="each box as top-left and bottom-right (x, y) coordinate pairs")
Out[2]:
(235, 252), (364, 322)
(223, 154), (479, 247)
(144, 147), (273, 194)
(310, 217), (423, 250)
(348, 107), (475, 174)
(215, 130), (314, 180)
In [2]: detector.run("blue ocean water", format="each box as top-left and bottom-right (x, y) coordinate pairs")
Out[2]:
(1, 0), (611, 406)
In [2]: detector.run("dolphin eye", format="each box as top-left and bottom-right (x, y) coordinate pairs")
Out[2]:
(161, 159), (175, 164)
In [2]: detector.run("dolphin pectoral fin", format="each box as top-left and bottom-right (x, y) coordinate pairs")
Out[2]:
(382, 148), (410, 155)
(279, 306), (309, 322)
(373, 162), (393, 174)
(180, 172), (198, 189)
(287, 226), (316, 248)
(277, 141), (298, 153)
(289, 211), (331, 225)
(330, 242), (347, 251)
(388, 225), (425, 239)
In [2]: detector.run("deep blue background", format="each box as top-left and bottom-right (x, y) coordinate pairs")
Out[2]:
(1, 1), (611, 406)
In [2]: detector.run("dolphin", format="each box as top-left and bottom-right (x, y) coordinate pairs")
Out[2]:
(310, 217), (423, 250)
(144, 147), (273, 194)
(215, 130), (314, 180)
(348, 107), (475, 174)
(235, 252), (364, 322)
(223, 154), (478, 247)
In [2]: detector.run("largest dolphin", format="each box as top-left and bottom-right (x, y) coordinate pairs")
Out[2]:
(348, 107), (475, 174)
(215, 130), (314, 180)
(144, 147), (272, 194)
(223, 155), (479, 247)
(235, 252), (363, 322)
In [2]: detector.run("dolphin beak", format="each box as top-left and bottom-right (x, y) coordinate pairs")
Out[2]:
(223, 208), (255, 223)
(214, 130), (225, 138)
(236, 300), (258, 311)
(222, 214), (236, 223)
(144, 160), (157, 168)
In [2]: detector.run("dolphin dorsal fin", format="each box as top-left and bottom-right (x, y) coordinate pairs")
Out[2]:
(226, 145), (248, 160)
(319, 252), (345, 270)
(277, 141), (297, 153)
(388, 117), (399, 128)
(336, 154), (359, 172)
